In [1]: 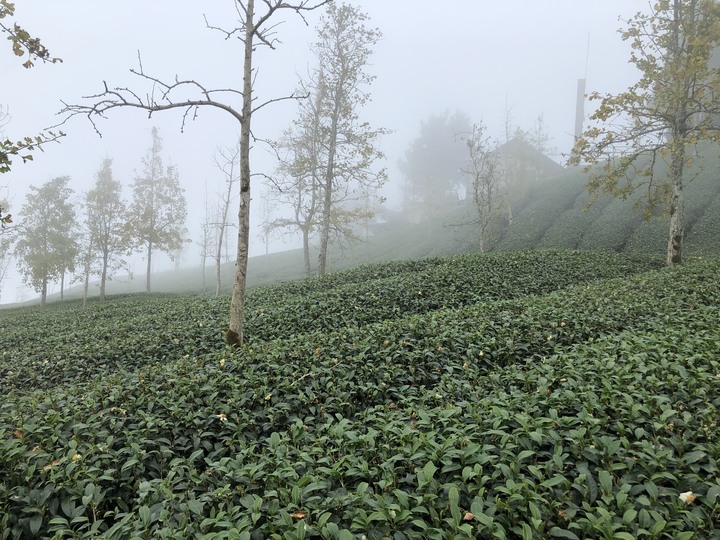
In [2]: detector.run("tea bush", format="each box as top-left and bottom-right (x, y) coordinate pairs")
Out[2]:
(1, 252), (718, 539)
(0, 251), (660, 394)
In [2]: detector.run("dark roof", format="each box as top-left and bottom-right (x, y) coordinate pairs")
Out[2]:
(496, 137), (566, 179)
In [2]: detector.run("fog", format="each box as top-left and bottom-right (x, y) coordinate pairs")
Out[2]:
(1, 0), (643, 303)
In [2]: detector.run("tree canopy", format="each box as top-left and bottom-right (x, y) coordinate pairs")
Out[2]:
(570, 0), (720, 265)
(400, 111), (472, 218)
(84, 158), (128, 301)
(127, 128), (188, 293)
(14, 176), (77, 304)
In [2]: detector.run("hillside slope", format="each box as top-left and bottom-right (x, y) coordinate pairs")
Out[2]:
(13, 146), (720, 305)
(1, 250), (718, 538)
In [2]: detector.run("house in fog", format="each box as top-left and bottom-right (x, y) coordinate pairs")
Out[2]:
(495, 137), (566, 186)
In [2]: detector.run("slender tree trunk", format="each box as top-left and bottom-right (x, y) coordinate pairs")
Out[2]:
(41, 276), (47, 306)
(317, 98), (341, 277)
(201, 254), (207, 294)
(83, 243), (91, 308)
(60, 272), (65, 301)
(317, 171), (333, 276)
(227, 0), (254, 346)
(83, 269), (90, 308)
(215, 220), (224, 296)
(215, 254), (222, 296)
(146, 241), (153, 293)
(100, 251), (108, 301)
(302, 226), (311, 275)
(666, 142), (685, 265)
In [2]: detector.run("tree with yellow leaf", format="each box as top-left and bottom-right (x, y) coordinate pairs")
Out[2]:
(570, 0), (720, 265)
(0, 0), (63, 224)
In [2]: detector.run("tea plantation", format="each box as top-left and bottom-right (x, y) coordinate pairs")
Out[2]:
(1, 250), (719, 539)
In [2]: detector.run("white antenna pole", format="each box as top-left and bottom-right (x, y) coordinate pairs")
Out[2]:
(574, 33), (591, 140)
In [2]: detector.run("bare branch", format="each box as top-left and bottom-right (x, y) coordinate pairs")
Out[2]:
(252, 90), (309, 115)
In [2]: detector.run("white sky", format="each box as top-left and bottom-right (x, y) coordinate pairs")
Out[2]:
(1, 0), (644, 303)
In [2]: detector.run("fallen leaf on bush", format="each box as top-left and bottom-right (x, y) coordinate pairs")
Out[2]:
(42, 460), (61, 472)
(462, 511), (474, 521)
(291, 511), (308, 519)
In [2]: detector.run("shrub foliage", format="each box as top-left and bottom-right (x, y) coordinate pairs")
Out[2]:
(1, 250), (718, 539)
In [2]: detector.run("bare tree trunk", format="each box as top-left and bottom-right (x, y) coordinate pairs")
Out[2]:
(82, 240), (92, 307)
(83, 267), (90, 308)
(41, 276), (47, 305)
(215, 250), (222, 296)
(60, 272), (65, 301)
(302, 227), (311, 275)
(227, 0), (254, 346)
(667, 143), (685, 265)
(317, 99), (341, 277)
(146, 240), (153, 293)
(201, 255), (207, 294)
(100, 250), (108, 301)
(317, 172), (333, 276)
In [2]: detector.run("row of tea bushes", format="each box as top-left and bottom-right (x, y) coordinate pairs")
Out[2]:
(1, 257), (718, 537)
(0, 251), (660, 394)
(243, 250), (661, 340)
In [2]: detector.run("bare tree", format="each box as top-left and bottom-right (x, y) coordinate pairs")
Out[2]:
(460, 123), (505, 253)
(197, 181), (213, 295)
(59, 0), (330, 345)
(210, 143), (240, 295)
(257, 193), (276, 257)
(526, 113), (557, 157)
(265, 75), (326, 274)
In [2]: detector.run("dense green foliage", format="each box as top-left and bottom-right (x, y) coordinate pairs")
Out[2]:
(495, 157), (720, 257)
(1, 250), (718, 539)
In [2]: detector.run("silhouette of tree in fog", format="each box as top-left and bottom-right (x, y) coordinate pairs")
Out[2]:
(15, 176), (77, 304)
(267, 2), (387, 277)
(127, 128), (188, 293)
(460, 123), (505, 253)
(84, 158), (128, 301)
(400, 111), (472, 220)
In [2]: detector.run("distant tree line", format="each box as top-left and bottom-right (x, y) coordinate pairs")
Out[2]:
(6, 128), (188, 305)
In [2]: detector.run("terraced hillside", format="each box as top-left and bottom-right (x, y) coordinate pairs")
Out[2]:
(1, 250), (718, 539)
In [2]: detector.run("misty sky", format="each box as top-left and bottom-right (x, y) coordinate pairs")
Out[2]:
(1, 0), (644, 303)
